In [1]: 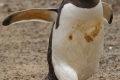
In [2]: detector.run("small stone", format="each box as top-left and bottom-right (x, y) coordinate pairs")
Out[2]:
(0, 3), (5, 7)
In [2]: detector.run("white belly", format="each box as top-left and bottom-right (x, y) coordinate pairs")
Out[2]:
(52, 20), (104, 80)
(52, 2), (104, 80)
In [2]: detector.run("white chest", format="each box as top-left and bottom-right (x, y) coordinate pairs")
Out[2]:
(52, 2), (104, 80)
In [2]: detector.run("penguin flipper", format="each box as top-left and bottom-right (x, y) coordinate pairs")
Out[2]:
(2, 9), (58, 26)
(102, 2), (113, 24)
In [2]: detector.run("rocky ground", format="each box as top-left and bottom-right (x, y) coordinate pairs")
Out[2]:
(0, 0), (120, 80)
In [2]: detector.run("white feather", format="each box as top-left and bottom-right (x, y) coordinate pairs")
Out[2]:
(52, 1), (104, 80)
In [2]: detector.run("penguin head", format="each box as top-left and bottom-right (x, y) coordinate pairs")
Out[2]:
(67, 0), (100, 8)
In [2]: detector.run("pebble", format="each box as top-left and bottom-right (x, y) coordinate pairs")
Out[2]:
(0, 3), (5, 7)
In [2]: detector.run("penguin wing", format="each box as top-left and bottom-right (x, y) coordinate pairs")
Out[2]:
(2, 9), (58, 26)
(102, 2), (113, 24)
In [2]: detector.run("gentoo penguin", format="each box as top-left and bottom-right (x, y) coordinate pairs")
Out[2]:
(2, 0), (113, 80)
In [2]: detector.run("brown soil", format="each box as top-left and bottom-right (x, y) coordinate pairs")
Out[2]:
(0, 0), (120, 80)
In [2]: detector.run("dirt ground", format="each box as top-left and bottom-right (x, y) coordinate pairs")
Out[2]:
(0, 0), (119, 80)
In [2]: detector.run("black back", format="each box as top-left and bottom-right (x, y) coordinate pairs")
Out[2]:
(44, 23), (58, 80)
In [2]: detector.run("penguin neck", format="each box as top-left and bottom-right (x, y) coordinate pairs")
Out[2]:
(67, 0), (100, 8)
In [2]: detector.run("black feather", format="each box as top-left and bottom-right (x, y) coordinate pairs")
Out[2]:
(2, 15), (13, 26)
(109, 14), (113, 24)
